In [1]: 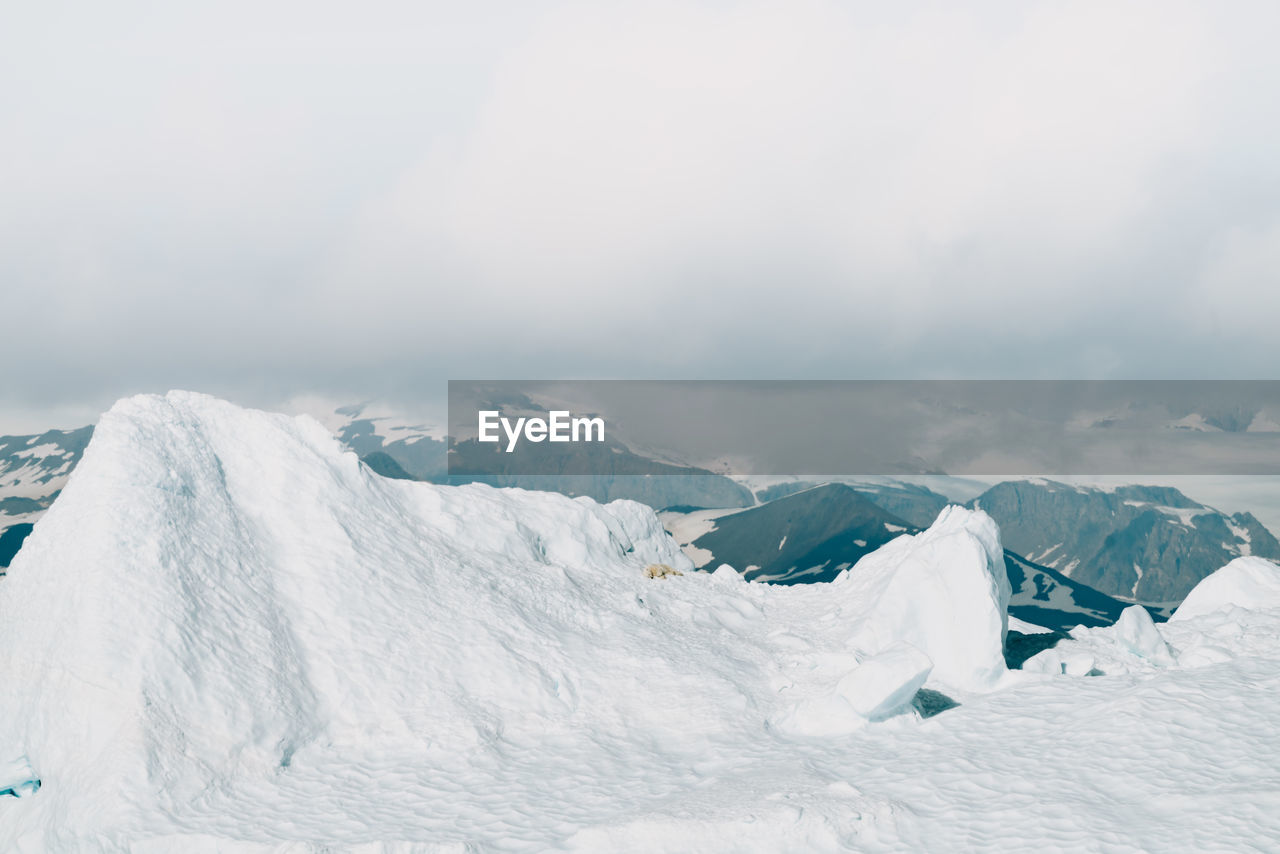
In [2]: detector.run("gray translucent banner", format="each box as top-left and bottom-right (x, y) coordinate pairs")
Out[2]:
(447, 380), (1280, 476)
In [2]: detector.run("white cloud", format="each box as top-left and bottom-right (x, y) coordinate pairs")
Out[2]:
(2, 0), (1280, 422)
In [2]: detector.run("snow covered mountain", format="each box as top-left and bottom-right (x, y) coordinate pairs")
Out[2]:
(0, 399), (755, 571)
(1, 392), (1013, 849)
(313, 402), (448, 481)
(2, 400), (1270, 632)
(0, 403), (450, 570)
(664, 483), (1133, 631)
(0, 427), (92, 571)
(750, 479), (952, 528)
(671, 483), (913, 584)
(970, 479), (1280, 603)
(4, 392), (1280, 851)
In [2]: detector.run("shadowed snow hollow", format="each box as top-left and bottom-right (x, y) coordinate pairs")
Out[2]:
(0, 392), (1012, 851)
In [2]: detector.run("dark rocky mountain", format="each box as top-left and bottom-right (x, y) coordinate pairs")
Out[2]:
(752, 480), (950, 528)
(685, 483), (912, 583)
(0, 524), (33, 574)
(1002, 549), (1135, 630)
(5, 405), (1267, 629)
(664, 481), (1134, 631)
(969, 479), (1280, 603)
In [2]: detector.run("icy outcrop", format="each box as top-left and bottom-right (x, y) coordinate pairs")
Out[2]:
(837, 644), (935, 720)
(0, 393), (1015, 849)
(773, 643), (935, 737)
(834, 505), (1011, 693)
(769, 506), (1010, 736)
(1113, 605), (1176, 665)
(1023, 605), (1179, 677)
(1169, 556), (1280, 622)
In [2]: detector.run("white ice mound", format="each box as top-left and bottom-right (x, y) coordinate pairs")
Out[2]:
(1023, 606), (1177, 679)
(1113, 605), (1176, 665)
(834, 505), (1010, 693)
(772, 643), (934, 737)
(837, 644), (934, 720)
(1170, 556), (1280, 622)
(0, 393), (1012, 849)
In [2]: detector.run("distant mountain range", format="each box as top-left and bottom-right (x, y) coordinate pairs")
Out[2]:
(703, 477), (1271, 613)
(661, 482), (1134, 631)
(672, 483), (911, 584)
(4, 404), (1275, 624)
(968, 479), (1280, 603)
(751, 480), (951, 528)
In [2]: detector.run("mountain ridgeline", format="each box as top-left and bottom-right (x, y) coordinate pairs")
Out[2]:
(667, 482), (1134, 631)
(968, 480), (1280, 602)
(4, 406), (1277, 622)
(690, 484), (911, 584)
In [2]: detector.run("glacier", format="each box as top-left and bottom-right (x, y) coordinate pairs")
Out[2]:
(1, 392), (1279, 851)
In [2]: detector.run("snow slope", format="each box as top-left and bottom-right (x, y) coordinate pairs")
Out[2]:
(4, 394), (1280, 852)
(5, 394), (1280, 852)
(0, 427), (93, 570)
(0, 392), (1015, 851)
(1168, 555), (1280, 622)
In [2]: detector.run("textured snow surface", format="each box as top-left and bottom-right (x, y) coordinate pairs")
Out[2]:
(2, 393), (1280, 852)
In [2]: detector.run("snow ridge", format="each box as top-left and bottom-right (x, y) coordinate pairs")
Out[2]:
(0, 392), (1010, 850)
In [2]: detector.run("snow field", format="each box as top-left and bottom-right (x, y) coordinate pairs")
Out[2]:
(2, 393), (1279, 851)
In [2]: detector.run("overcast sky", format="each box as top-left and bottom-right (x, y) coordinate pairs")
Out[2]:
(4, 1), (1280, 432)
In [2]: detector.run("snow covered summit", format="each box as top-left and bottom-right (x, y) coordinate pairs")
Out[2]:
(0, 392), (1012, 851)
